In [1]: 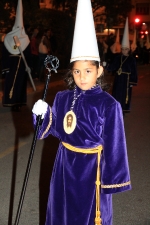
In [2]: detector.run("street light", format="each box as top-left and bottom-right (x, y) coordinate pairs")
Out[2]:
(135, 18), (140, 23)
(134, 18), (141, 39)
(140, 30), (148, 39)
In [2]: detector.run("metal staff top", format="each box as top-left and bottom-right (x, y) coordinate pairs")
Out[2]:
(42, 55), (59, 101)
(44, 55), (59, 74)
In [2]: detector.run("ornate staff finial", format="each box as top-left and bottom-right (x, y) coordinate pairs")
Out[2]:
(44, 55), (59, 74)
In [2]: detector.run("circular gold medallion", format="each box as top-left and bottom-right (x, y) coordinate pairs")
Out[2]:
(63, 111), (77, 134)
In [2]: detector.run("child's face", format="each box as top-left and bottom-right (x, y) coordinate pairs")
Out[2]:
(72, 61), (103, 90)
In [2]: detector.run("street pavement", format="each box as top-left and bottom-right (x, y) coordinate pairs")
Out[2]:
(0, 64), (150, 225)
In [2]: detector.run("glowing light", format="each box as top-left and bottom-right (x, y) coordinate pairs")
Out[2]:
(135, 18), (140, 23)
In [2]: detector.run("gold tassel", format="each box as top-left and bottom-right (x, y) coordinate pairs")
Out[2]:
(126, 74), (130, 104)
(125, 95), (128, 104)
(9, 88), (13, 99)
(95, 151), (102, 225)
(95, 211), (102, 225)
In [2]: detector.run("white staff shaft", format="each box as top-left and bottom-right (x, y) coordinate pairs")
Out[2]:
(13, 36), (36, 91)
(18, 46), (36, 91)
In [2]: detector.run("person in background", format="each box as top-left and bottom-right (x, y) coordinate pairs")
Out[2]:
(107, 18), (138, 114)
(32, 1), (131, 224)
(1, 0), (31, 111)
(24, 24), (32, 40)
(142, 34), (150, 65)
(37, 30), (51, 81)
(105, 33), (116, 64)
(45, 28), (57, 55)
(30, 28), (39, 79)
(102, 36), (108, 63)
(97, 36), (108, 67)
(97, 37), (104, 59)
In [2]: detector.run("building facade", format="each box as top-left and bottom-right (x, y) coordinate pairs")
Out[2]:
(129, 0), (150, 26)
(129, 0), (150, 40)
(39, 0), (150, 38)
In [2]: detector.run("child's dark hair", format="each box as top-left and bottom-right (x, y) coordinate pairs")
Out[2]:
(64, 60), (110, 91)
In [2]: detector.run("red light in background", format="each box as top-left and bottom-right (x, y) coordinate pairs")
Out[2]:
(135, 18), (140, 23)
(145, 31), (148, 34)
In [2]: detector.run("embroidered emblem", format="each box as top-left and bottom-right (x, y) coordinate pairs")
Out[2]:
(63, 110), (76, 134)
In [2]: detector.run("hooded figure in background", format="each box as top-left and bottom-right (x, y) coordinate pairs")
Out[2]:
(106, 30), (120, 64)
(110, 29), (121, 55)
(142, 33), (150, 65)
(131, 29), (140, 62)
(131, 29), (137, 53)
(107, 17), (138, 113)
(2, 0), (31, 111)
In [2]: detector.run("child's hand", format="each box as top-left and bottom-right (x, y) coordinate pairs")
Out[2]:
(32, 99), (48, 119)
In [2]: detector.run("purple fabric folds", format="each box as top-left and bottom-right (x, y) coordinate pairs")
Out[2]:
(33, 86), (131, 225)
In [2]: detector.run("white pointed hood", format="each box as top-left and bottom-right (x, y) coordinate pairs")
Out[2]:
(131, 29), (137, 52)
(121, 17), (130, 49)
(110, 29), (121, 53)
(4, 0), (29, 55)
(145, 33), (150, 49)
(70, 0), (100, 62)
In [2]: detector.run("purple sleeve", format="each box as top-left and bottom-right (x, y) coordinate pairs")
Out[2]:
(101, 101), (131, 194)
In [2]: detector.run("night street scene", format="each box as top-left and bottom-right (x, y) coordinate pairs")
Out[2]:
(0, 0), (150, 225)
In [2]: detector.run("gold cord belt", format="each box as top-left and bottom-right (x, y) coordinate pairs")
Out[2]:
(62, 142), (103, 225)
(116, 69), (131, 104)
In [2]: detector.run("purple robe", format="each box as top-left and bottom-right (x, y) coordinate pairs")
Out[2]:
(33, 86), (131, 225)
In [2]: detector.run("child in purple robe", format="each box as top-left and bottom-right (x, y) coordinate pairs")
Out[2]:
(32, 0), (131, 224)
(32, 59), (131, 225)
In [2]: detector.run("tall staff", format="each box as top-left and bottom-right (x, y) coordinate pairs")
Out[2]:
(14, 55), (59, 225)
(13, 36), (36, 91)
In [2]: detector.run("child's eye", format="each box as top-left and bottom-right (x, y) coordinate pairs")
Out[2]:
(86, 70), (91, 73)
(73, 70), (80, 75)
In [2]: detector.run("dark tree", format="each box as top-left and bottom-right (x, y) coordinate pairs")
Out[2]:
(0, 0), (40, 32)
(92, 0), (134, 25)
(51, 0), (134, 25)
(0, 1), (16, 31)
